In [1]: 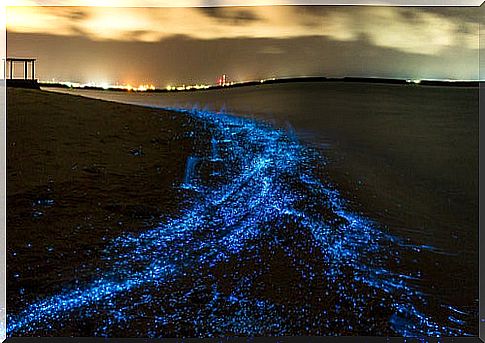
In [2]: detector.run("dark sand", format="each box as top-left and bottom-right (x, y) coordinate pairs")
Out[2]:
(8, 88), (397, 337)
(7, 88), (208, 311)
(7, 87), (477, 337)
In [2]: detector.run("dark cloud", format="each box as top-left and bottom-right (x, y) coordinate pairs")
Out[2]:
(198, 7), (261, 25)
(6, 31), (479, 85)
(292, 5), (484, 26)
(456, 23), (474, 34)
(68, 24), (88, 36)
(128, 30), (153, 40)
(8, 5), (481, 56)
(70, 10), (88, 21)
(6, 6), (483, 82)
(61, 9), (90, 36)
(419, 6), (483, 24)
(398, 9), (422, 22)
(63, 9), (89, 22)
(291, 6), (332, 16)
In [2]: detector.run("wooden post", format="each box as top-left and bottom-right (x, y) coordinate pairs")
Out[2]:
(9, 60), (13, 79)
(24, 60), (27, 80)
(32, 61), (35, 80)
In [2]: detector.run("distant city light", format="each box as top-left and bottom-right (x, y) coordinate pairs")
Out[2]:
(166, 84), (212, 91)
(39, 80), (156, 92)
(38, 74), (469, 93)
(259, 77), (277, 83)
(218, 74), (227, 86)
(38, 73), (295, 92)
(39, 75), (298, 92)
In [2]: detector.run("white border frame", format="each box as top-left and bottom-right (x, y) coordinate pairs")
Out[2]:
(2, 2), (483, 342)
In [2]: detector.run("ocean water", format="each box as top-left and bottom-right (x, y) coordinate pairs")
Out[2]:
(11, 82), (477, 336)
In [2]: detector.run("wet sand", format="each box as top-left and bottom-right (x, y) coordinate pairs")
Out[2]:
(46, 83), (479, 319)
(7, 88), (209, 313)
(7, 87), (477, 337)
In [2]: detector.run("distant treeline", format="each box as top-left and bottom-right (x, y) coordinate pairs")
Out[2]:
(39, 77), (480, 93)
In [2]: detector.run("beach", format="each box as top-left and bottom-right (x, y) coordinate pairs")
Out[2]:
(7, 88), (209, 324)
(48, 82), (479, 315)
(7, 86), (478, 337)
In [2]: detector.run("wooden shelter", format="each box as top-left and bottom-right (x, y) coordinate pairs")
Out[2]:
(4, 57), (39, 89)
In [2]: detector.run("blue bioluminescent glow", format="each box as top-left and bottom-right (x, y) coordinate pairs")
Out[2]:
(7, 107), (471, 337)
(211, 136), (221, 162)
(182, 156), (199, 190)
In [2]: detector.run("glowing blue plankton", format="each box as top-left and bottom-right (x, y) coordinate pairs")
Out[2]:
(7, 107), (471, 337)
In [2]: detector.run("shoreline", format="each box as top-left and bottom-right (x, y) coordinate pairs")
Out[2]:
(38, 77), (481, 95)
(7, 88), (476, 336)
(7, 87), (213, 321)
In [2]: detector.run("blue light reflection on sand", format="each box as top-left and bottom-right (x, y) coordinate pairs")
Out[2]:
(7, 107), (469, 337)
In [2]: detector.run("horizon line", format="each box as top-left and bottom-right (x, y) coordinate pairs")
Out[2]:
(32, 75), (482, 93)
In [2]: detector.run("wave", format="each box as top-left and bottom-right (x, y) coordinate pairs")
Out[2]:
(7, 107), (470, 337)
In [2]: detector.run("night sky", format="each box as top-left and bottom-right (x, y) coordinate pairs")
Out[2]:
(6, 5), (485, 86)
